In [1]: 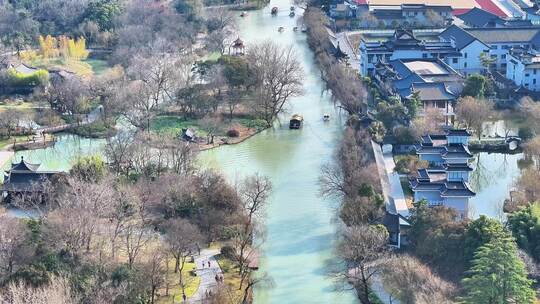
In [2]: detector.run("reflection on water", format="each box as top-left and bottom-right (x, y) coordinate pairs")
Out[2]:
(469, 152), (523, 220)
(12, 134), (106, 171)
(482, 120), (519, 138)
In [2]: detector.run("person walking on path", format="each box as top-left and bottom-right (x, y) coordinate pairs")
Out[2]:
(187, 248), (223, 303)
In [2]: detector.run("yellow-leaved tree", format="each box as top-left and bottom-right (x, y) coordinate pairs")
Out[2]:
(38, 35), (58, 59)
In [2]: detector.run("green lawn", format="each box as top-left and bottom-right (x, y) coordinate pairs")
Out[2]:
(84, 59), (110, 76)
(150, 116), (204, 137)
(0, 135), (31, 149)
(27, 57), (94, 77)
(156, 259), (200, 304)
(215, 254), (243, 303)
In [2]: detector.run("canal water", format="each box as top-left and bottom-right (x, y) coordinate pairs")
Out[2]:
(199, 3), (359, 303)
(2, 2), (527, 303)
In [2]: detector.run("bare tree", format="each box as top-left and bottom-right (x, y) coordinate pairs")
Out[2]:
(0, 216), (28, 278)
(205, 8), (237, 55)
(233, 174), (272, 290)
(247, 41), (304, 126)
(44, 77), (89, 117)
(334, 225), (389, 304)
(143, 249), (167, 304)
(520, 97), (540, 134)
(44, 177), (115, 255)
(455, 96), (493, 140)
(105, 132), (135, 176)
(199, 115), (223, 145)
(163, 218), (204, 294)
(0, 275), (77, 304)
(382, 255), (456, 304)
(411, 107), (444, 138)
(121, 194), (154, 269)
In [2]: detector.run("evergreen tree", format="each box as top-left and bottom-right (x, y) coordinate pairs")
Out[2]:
(461, 237), (535, 304)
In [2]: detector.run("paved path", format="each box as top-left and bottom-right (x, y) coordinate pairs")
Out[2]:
(382, 145), (409, 217)
(188, 249), (223, 303)
(371, 141), (409, 216)
(0, 151), (14, 169)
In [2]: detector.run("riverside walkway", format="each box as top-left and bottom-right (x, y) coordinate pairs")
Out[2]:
(371, 141), (409, 216)
(189, 249), (223, 303)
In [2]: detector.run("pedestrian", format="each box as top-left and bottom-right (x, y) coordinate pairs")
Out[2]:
(215, 274), (219, 282)
(196, 242), (201, 255)
(182, 293), (186, 302)
(221, 275), (224, 283)
(208, 261), (211, 268)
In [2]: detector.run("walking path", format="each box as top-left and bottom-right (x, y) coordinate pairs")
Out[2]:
(188, 249), (223, 303)
(0, 151), (14, 169)
(371, 141), (409, 216)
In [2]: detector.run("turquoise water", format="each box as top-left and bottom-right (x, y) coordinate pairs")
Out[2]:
(6, 2), (527, 302)
(199, 3), (358, 303)
(469, 152), (523, 220)
(11, 134), (106, 172)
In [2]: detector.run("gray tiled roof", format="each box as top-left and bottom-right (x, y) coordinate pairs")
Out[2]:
(439, 25), (480, 50)
(440, 181), (476, 197)
(444, 163), (474, 171)
(411, 82), (456, 101)
(457, 7), (503, 27)
(467, 27), (540, 46)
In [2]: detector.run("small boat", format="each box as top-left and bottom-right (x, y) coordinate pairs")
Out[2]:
(290, 6), (295, 11)
(240, 11), (247, 17)
(323, 114), (330, 121)
(289, 114), (304, 129)
(271, 7), (278, 15)
(293, 26), (298, 32)
(278, 26), (284, 32)
(289, 11), (295, 17)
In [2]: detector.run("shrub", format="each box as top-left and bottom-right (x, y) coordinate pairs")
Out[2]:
(220, 245), (236, 259)
(519, 127), (534, 141)
(226, 129), (239, 137)
(7, 68), (49, 87)
(243, 119), (267, 131)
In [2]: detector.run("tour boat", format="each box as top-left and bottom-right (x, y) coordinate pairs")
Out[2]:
(271, 7), (278, 15)
(289, 114), (304, 129)
(278, 26), (284, 32)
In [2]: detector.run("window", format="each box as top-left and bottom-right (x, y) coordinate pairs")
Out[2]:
(526, 73), (530, 77)
(491, 45), (498, 50)
(452, 58), (458, 64)
(464, 52), (468, 58)
(535, 69), (538, 74)
(422, 53), (428, 58)
(501, 54), (506, 59)
(464, 62), (467, 68)
(534, 79), (537, 84)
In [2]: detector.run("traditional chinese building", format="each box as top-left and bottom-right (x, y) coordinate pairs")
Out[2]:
(1, 157), (59, 203)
